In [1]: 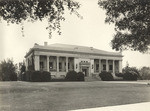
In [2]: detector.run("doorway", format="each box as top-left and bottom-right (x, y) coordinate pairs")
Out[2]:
(82, 67), (89, 77)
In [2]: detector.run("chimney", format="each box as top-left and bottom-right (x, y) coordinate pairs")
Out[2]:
(44, 42), (48, 46)
(34, 43), (39, 46)
(90, 47), (93, 50)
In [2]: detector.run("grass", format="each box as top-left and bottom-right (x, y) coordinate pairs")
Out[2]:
(0, 81), (150, 111)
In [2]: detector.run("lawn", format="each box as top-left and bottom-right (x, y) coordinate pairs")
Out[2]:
(0, 81), (150, 111)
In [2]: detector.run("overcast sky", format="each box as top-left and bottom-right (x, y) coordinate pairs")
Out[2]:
(0, 0), (150, 68)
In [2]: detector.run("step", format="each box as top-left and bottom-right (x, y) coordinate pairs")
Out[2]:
(84, 76), (101, 82)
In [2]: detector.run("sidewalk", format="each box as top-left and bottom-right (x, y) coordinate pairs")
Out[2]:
(103, 80), (150, 85)
(69, 102), (150, 111)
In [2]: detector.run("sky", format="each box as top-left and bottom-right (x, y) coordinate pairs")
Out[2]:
(0, 0), (150, 68)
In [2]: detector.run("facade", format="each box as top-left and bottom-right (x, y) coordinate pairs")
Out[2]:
(25, 43), (123, 78)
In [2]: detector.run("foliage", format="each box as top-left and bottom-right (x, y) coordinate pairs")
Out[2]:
(139, 67), (150, 80)
(0, 59), (17, 81)
(98, 0), (150, 53)
(20, 64), (26, 73)
(0, 0), (81, 38)
(77, 72), (84, 81)
(115, 73), (124, 77)
(122, 66), (139, 81)
(123, 72), (138, 81)
(21, 71), (51, 82)
(65, 71), (77, 81)
(99, 71), (114, 81)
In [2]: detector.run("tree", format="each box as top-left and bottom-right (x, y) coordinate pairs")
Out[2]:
(0, 59), (17, 81)
(0, 0), (81, 38)
(122, 66), (140, 80)
(98, 0), (150, 53)
(139, 67), (150, 80)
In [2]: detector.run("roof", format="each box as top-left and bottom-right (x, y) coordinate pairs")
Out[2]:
(25, 43), (123, 57)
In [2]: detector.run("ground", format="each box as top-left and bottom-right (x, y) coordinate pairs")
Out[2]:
(0, 81), (150, 111)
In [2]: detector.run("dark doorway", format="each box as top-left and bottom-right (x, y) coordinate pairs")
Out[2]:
(82, 67), (89, 77)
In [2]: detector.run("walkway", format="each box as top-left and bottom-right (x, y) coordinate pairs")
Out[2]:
(69, 102), (150, 111)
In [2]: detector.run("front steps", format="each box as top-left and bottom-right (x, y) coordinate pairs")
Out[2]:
(85, 76), (101, 82)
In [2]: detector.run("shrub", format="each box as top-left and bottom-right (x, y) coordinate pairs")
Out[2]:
(115, 73), (124, 77)
(123, 72), (138, 81)
(99, 71), (114, 81)
(41, 71), (51, 82)
(21, 72), (26, 81)
(77, 72), (85, 81)
(0, 59), (17, 81)
(65, 71), (77, 81)
(123, 66), (139, 81)
(21, 71), (51, 82)
(139, 67), (150, 80)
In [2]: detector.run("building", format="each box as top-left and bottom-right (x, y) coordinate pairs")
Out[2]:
(25, 43), (123, 78)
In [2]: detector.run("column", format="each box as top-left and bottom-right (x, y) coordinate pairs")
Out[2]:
(57, 56), (59, 72)
(74, 58), (79, 72)
(66, 57), (68, 72)
(91, 59), (94, 74)
(106, 59), (109, 72)
(34, 55), (40, 71)
(99, 59), (101, 73)
(113, 60), (115, 74)
(119, 60), (122, 73)
(47, 56), (49, 72)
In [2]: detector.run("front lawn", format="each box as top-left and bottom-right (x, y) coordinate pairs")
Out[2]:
(0, 81), (150, 111)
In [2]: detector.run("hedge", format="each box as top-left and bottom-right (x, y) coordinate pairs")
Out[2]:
(123, 72), (138, 81)
(77, 72), (85, 81)
(21, 71), (51, 82)
(99, 71), (114, 81)
(115, 73), (124, 77)
(65, 71), (78, 81)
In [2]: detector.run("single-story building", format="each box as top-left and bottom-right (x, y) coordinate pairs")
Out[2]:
(25, 42), (123, 78)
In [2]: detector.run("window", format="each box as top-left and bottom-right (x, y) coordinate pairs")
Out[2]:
(109, 65), (113, 71)
(59, 62), (62, 71)
(68, 63), (70, 69)
(103, 64), (106, 71)
(40, 62), (44, 70)
(96, 64), (99, 72)
(49, 62), (53, 69)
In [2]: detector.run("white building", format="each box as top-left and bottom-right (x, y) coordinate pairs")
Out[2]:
(25, 43), (123, 78)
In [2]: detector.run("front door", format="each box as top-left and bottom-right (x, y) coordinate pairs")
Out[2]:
(82, 67), (89, 77)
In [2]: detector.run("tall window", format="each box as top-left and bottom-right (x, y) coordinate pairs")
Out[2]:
(49, 62), (53, 69)
(109, 65), (113, 71)
(68, 63), (70, 70)
(103, 64), (106, 71)
(96, 64), (99, 72)
(40, 62), (44, 71)
(59, 62), (62, 71)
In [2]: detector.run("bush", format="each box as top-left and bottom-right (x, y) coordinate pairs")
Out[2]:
(65, 71), (78, 81)
(123, 66), (139, 81)
(77, 72), (85, 81)
(21, 71), (51, 82)
(115, 73), (124, 77)
(21, 72), (26, 81)
(99, 71), (114, 81)
(41, 71), (51, 82)
(0, 59), (17, 81)
(139, 67), (150, 80)
(123, 72), (138, 81)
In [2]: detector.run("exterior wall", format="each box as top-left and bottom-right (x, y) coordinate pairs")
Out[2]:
(25, 49), (123, 78)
